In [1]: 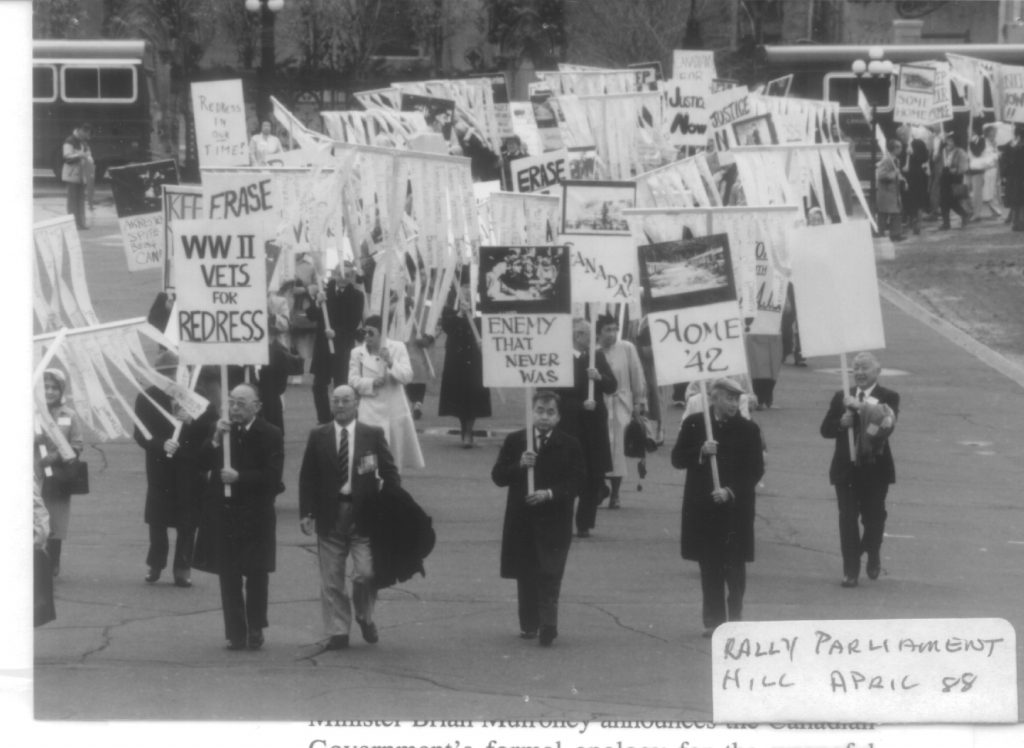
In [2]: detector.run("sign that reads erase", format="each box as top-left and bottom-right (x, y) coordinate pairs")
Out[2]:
(482, 314), (573, 388)
(712, 618), (1017, 724)
(511, 150), (568, 194)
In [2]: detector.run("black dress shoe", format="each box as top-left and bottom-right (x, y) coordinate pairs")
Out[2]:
(519, 630), (537, 640)
(145, 568), (160, 584)
(866, 555), (881, 580)
(324, 634), (349, 650)
(841, 576), (859, 588)
(247, 629), (264, 650)
(173, 576), (192, 588)
(226, 639), (247, 651)
(538, 625), (558, 646)
(356, 618), (379, 644)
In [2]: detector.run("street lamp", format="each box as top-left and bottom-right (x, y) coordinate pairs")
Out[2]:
(851, 46), (895, 226)
(245, 0), (285, 122)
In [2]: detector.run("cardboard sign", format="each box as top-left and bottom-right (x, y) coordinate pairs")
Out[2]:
(712, 618), (1018, 724)
(750, 234), (789, 335)
(162, 185), (203, 291)
(638, 233), (736, 314)
(662, 79), (710, 147)
(510, 150), (568, 194)
(563, 233), (638, 303)
(999, 64), (1024, 123)
(509, 101), (543, 157)
(190, 80), (249, 167)
(647, 302), (748, 385)
(481, 314), (573, 388)
(894, 89), (933, 126)
(672, 50), (716, 84)
(927, 61), (953, 124)
(765, 74), (793, 97)
(789, 221), (885, 356)
(109, 160), (180, 273)
(400, 92), (456, 141)
(171, 215), (271, 366)
(478, 245), (571, 315)
(708, 86), (751, 150)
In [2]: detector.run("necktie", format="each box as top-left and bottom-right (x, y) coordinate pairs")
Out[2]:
(858, 390), (865, 402)
(536, 431), (547, 452)
(338, 427), (349, 488)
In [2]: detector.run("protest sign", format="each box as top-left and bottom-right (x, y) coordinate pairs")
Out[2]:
(530, 92), (564, 152)
(789, 221), (885, 356)
(481, 314), (573, 388)
(637, 233), (736, 314)
(927, 61), (953, 124)
(712, 618), (1017, 724)
(109, 160), (180, 272)
(33, 215), (100, 331)
(894, 64), (936, 125)
(509, 101), (543, 158)
(562, 233), (638, 303)
(561, 180), (636, 234)
(190, 80), (249, 167)
(478, 245), (571, 315)
(661, 79), (710, 147)
(400, 92), (456, 141)
(672, 49), (716, 84)
(765, 74), (793, 97)
(171, 215), (271, 366)
(999, 64), (1024, 123)
(509, 150), (568, 194)
(708, 86), (752, 150)
(628, 61), (661, 90)
(163, 185), (203, 290)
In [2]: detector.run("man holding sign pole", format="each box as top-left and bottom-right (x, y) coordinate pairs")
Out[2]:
(671, 378), (764, 638)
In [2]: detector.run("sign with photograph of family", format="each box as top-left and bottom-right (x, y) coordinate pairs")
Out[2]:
(561, 180), (637, 235)
(477, 245), (572, 315)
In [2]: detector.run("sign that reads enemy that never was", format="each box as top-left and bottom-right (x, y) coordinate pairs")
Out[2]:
(482, 314), (573, 388)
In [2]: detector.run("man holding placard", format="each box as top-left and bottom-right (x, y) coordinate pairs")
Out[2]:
(820, 351), (899, 588)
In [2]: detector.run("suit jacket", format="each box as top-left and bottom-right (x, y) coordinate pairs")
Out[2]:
(298, 419), (400, 537)
(492, 428), (584, 579)
(553, 349), (617, 479)
(308, 282), (364, 379)
(193, 416), (284, 575)
(820, 385), (900, 486)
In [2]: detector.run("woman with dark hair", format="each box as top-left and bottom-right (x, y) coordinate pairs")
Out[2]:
(938, 131), (973, 230)
(439, 282), (491, 448)
(902, 136), (930, 235)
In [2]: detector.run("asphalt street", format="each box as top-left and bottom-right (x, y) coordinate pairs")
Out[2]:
(29, 183), (1024, 721)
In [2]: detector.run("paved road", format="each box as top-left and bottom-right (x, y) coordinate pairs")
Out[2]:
(28, 183), (1024, 721)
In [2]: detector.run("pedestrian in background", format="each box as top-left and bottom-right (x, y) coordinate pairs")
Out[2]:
(1002, 124), (1024, 231)
(901, 135), (930, 235)
(875, 139), (905, 241)
(938, 131), (973, 230)
(438, 280), (490, 448)
(671, 377), (764, 638)
(976, 124), (1005, 220)
(308, 261), (364, 424)
(62, 123), (93, 230)
(249, 120), (283, 166)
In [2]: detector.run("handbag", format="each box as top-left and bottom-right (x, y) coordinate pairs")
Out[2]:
(51, 460), (89, 495)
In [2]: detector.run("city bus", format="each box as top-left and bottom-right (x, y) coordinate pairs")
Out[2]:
(33, 39), (161, 179)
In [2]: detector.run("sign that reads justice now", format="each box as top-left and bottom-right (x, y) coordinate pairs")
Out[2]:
(172, 215), (270, 366)
(482, 314), (573, 388)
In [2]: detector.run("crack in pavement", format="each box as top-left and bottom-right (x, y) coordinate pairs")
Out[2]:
(583, 602), (673, 644)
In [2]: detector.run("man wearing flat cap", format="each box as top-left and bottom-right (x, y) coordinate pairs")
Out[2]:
(671, 377), (764, 637)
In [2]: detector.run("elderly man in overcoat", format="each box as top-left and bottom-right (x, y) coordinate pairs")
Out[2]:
(672, 378), (764, 638)
(492, 390), (584, 646)
(194, 383), (284, 651)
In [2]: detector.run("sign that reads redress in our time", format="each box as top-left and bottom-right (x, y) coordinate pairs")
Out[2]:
(172, 215), (270, 366)
(190, 79), (249, 167)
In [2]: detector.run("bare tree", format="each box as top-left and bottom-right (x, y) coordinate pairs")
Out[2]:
(33, 0), (90, 38)
(406, 0), (486, 74)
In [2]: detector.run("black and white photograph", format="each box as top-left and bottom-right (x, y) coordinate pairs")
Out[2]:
(732, 113), (779, 146)
(108, 159), (179, 217)
(764, 73), (793, 97)
(477, 244), (571, 314)
(898, 63), (937, 93)
(637, 232), (736, 313)
(561, 180), (636, 234)
(400, 92), (456, 140)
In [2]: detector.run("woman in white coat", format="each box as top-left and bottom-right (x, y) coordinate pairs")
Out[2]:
(348, 315), (425, 470)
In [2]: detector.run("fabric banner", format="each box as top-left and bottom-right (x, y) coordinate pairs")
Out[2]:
(577, 91), (665, 180)
(662, 79), (711, 147)
(109, 160), (180, 272)
(509, 101), (544, 158)
(947, 53), (1000, 118)
(486, 192), (561, 245)
(190, 80), (249, 167)
(562, 233), (639, 304)
(481, 313), (574, 388)
(635, 153), (719, 208)
(672, 50), (717, 84)
(171, 216), (271, 366)
(321, 109), (428, 148)
(32, 215), (100, 332)
(999, 64), (1024, 124)
(789, 221), (885, 356)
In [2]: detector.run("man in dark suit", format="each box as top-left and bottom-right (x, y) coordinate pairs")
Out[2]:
(492, 390), (584, 646)
(194, 383), (284, 651)
(553, 318), (617, 538)
(820, 351), (900, 588)
(299, 384), (400, 649)
(308, 262), (365, 423)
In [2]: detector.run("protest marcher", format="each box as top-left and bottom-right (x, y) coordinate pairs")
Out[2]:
(968, 121), (987, 217)
(34, 475), (56, 627)
(671, 377), (764, 638)
(745, 332), (783, 409)
(34, 369), (84, 579)
(279, 254), (318, 376)
(635, 318), (664, 445)
(875, 139), (905, 242)
(308, 261), (365, 424)
(596, 314), (646, 508)
(299, 385), (401, 650)
(553, 318), (617, 538)
(492, 390), (584, 646)
(438, 282), (490, 448)
(926, 124), (944, 222)
(249, 120), (283, 166)
(62, 123), (93, 230)
(938, 131), (973, 230)
(349, 315), (425, 470)
(976, 124), (1005, 220)
(901, 136), (930, 236)
(257, 315), (302, 434)
(193, 383), (284, 650)
(1002, 124), (1024, 232)
(819, 352), (899, 588)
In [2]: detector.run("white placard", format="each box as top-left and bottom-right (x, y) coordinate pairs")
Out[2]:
(790, 221), (885, 356)
(661, 79), (710, 147)
(894, 89), (933, 126)
(190, 79), (249, 167)
(647, 301), (747, 386)
(672, 50), (717, 84)
(482, 314), (573, 388)
(928, 61), (953, 124)
(171, 216), (271, 366)
(749, 231), (789, 336)
(510, 150), (568, 194)
(563, 233), (639, 303)
(708, 86), (751, 150)
(118, 213), (164, 272)
(999, 64), (1024, 123)
(713, 618), (1018, 724)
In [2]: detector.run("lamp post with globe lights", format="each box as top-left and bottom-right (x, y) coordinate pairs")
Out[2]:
(245, 0), (284, 123)
(851, 46), (895, 225)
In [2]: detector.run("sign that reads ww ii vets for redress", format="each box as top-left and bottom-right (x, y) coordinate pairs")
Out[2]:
(638, 233), (747, 385)
(171, 215), (271, 366)
(478, 244), (573, 387)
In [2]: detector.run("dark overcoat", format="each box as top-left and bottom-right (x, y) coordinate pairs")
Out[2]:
(193, 416), (284, 575)
(367, 483), (435, 590)
(308, 281), (364, 381)
(671, 413), (764, 563)
(553, 349), (617, 479)
(820, 385), (900, 486)
(492, 428), (584, 579)
(438, 308), (491, 419)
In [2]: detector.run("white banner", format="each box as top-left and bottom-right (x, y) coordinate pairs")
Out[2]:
(708, 86), (752, 150)
(563, 233), (639, 304)
(118, 213), (164, 272)
(999, 64), (1024, 124)
(171, 216), (271, 366)
(647, 301), (748, 385)
(482, 314), (573, 388)
(672, 50), (717, 84)
(510, 150), (568, 194)
(662, 79), (711, 147)
(191, 79), (249, 167)
(163, 185), (204, 291)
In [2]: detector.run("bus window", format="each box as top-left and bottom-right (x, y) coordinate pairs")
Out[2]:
(824, 73), (893, 111)
(34, 65), (57, 102)
(61, 65), (137, 103)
